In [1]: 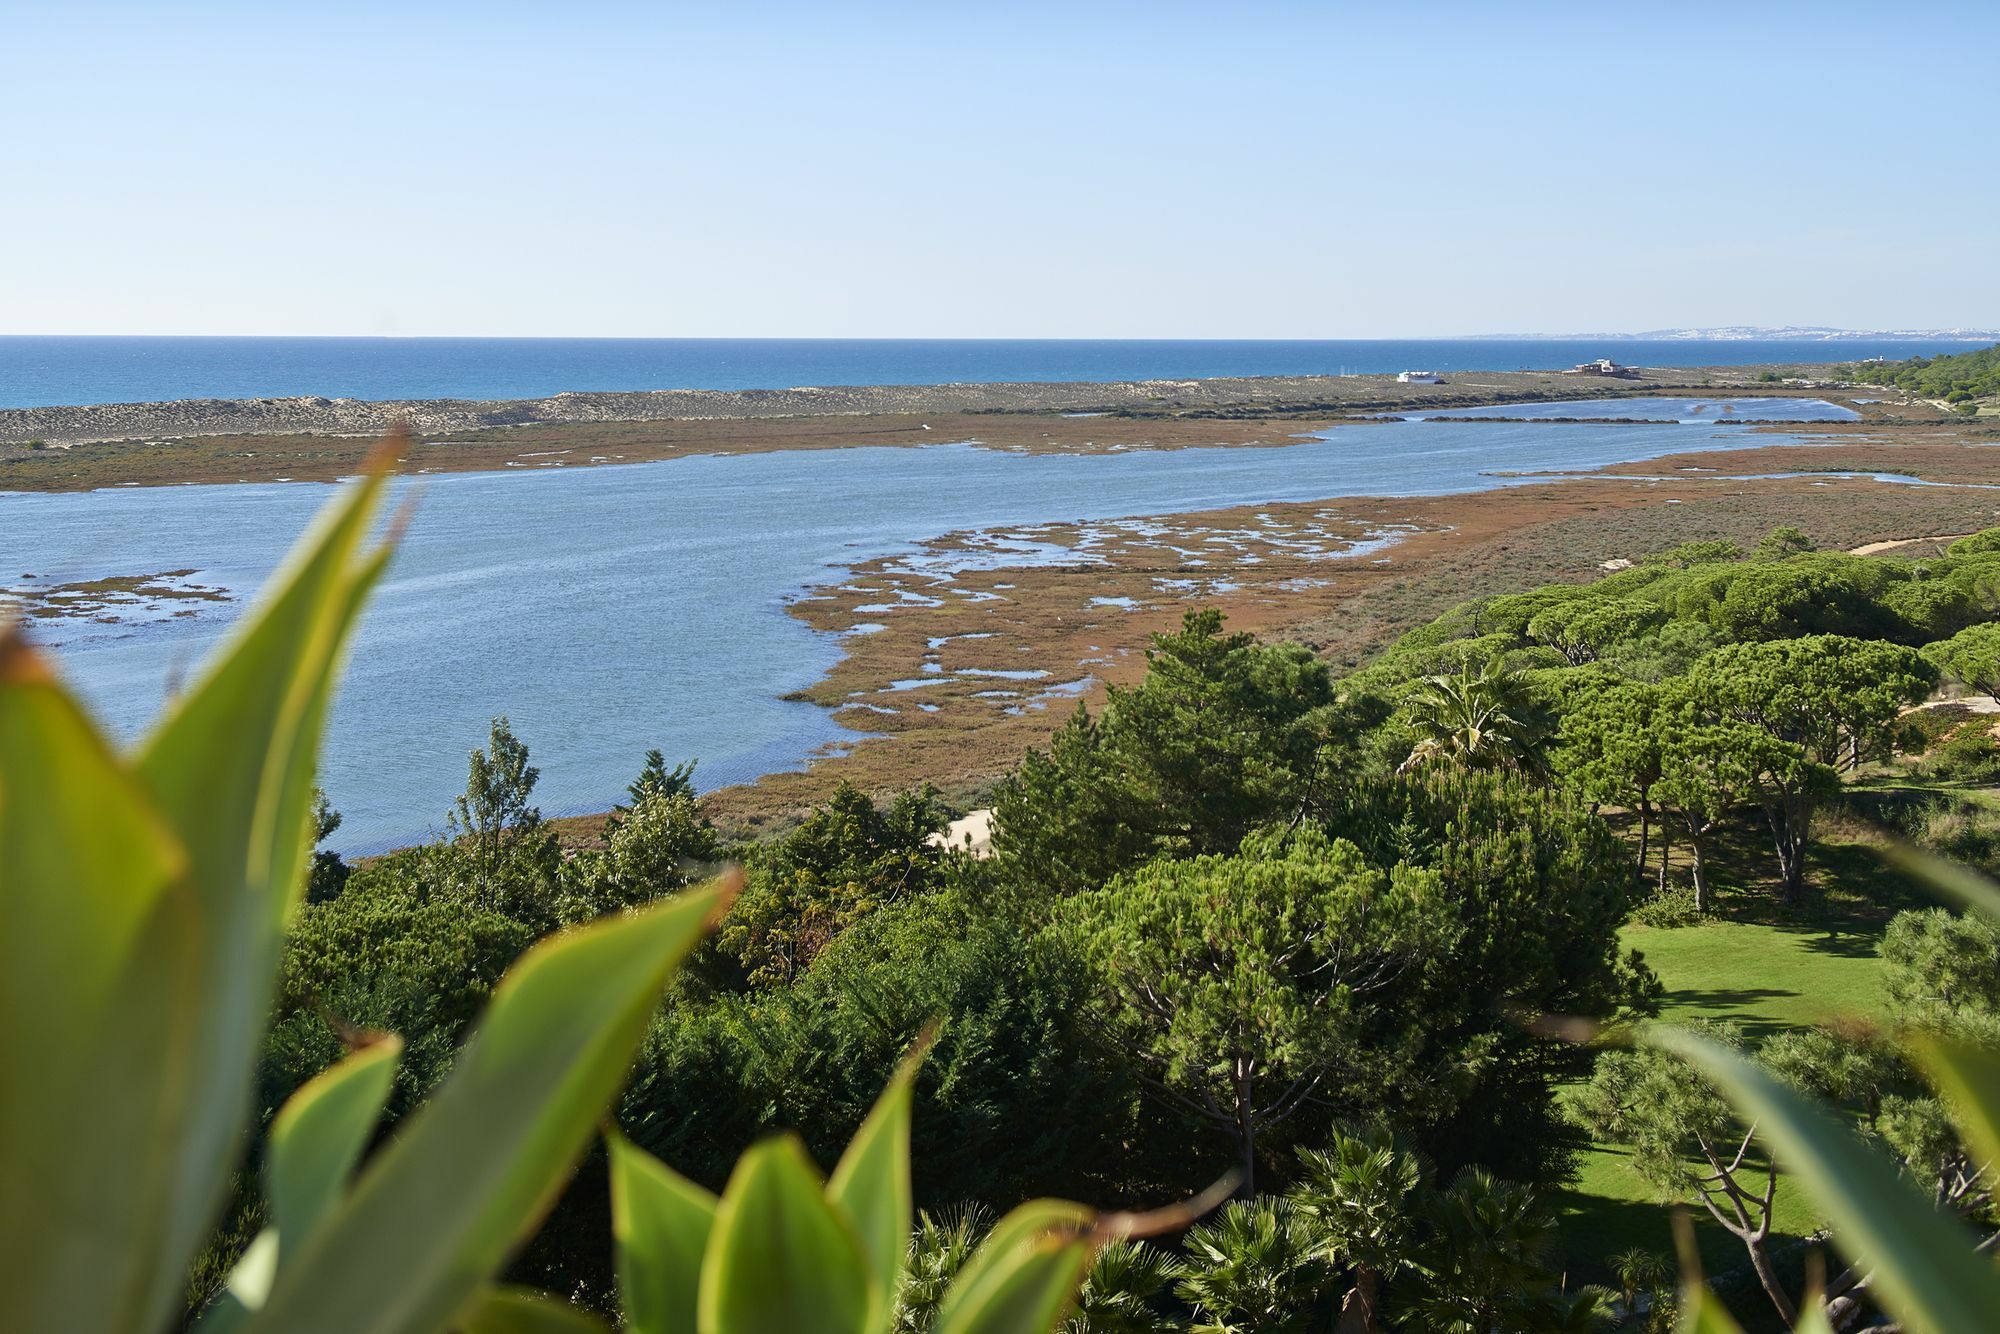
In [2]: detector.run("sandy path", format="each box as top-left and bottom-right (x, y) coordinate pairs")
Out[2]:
(1849, 534), (1974, 556)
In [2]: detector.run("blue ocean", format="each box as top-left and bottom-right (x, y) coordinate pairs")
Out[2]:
(0, 336), (1979, 409)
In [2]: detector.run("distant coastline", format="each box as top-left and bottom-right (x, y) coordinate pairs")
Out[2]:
(0, 360), (1958, 494)
(0, 334), (1982, 411)
(0, 367), (1728, 447)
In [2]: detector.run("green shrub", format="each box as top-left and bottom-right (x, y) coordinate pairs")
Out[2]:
(1895, 705), (1966, 756)
(1902, 798), (2000, 871)
(1922, 719), (2000, 783)
(1629, 883), (1707, 927)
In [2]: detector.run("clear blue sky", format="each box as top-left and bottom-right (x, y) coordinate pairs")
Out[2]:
(4, 1), (1994, 338)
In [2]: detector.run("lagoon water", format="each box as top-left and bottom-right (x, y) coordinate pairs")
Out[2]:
(1409, 397), (1861, 424)
(1, 400), (1856, 852)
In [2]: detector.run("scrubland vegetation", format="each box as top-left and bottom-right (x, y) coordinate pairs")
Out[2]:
(11, 461), (2000, 1333)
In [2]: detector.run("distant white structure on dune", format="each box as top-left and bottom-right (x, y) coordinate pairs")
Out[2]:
(1565, 357), (1635, 377)
(1397, 370), (1444, 384)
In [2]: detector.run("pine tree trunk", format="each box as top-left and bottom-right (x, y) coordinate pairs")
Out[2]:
(1233, 1068), (1257, 1197)
(1776, 830), (1809, 905)
(1745, 1236), (1799, 1328)
(1691, 836), (1709, 912)
(1768, 797), (1813, 906)
(1636, 796), (1652, 876)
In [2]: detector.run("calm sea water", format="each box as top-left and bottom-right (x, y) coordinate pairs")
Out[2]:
(2, 399), (1856, 852)
(0, 336), (1977, 409)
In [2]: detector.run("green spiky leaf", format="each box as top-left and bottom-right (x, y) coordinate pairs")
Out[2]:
(1673, 1282), (1745, 1333)
(268, 1035), (402, 1257)
(243, 881), (725, 1334)
(458, 1287), (610, 1333)
(1909, 1031), (2000, 1179)
(0, 635), (205, 1334)
(826, 1041), (923, 1327)
(130, 453), (397, 1315)
(934, 1200), (1095, 1334)
(609, 1132), (717, 1334)
(1882, 842), (2000, 923)
(697, 1136), (871, 1334)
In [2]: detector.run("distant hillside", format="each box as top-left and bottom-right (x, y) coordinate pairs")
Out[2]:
(1628, 325), (2000, 341)
(1839, 343), (2000, 409)
(1467, 326), (2000, 341)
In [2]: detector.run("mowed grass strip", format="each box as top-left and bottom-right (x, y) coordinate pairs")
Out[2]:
(1627, 919), (1889, 1038)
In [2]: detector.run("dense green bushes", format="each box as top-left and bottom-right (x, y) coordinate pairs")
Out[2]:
(991, 610), (1371, 897)
(623, 888), (1137, 1209)
(1338, 527), (2000, 906)
(1357, 536), (2000, 699)
(1839, 342), (2000, 405)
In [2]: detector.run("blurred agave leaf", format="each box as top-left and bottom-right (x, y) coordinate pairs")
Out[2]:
(1793, 1290), (1837, 1334)
(1673, 1283), (1744, 1333)
(244, 880), (727, 1334)
(933, 1199), (1095, 1334)
(1909, 1032), (2000, 1178)
(457, 1287), (610, 1333)
(1651, 1025), (2000, 1334)
(826, 1038), (923, 1329)
(267, 1034), (402, 1258)
(0, 634), (204, 1334)
(697, 1136), (871, 1334)
(131, 442), (400, 1318)
(1669, 1208), (1742, 1334)
(609, 1132), (717, 1334)
(934, 1237), (1092, 1334)
(1882, 841), (2000, 922)
(216, 1232), (278, 1329)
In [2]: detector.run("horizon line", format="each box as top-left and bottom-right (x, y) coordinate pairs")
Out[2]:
(2, 329), (1996, 343)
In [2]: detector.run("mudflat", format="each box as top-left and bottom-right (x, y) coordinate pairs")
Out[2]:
(658, 417), (2000, 832)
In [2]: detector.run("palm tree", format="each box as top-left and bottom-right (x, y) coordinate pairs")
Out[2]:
(895, 1205), (989, 1332)
(1405, 1167), (1565, 1333)
(1398, 657), (1553, 778)
(1291, 1127), (1428, 1334)
(1174, 1197), (1328, 1334)
(1610, 1247), (1672, 1329)
(1063, 1238), (1183, 1334)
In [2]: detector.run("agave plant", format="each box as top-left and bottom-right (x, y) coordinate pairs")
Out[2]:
(0, 444), (1112, 1334)
(609, 1042), (1117, 1334)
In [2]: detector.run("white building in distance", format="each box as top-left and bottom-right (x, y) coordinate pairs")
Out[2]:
(1397, 370), (1444, 384)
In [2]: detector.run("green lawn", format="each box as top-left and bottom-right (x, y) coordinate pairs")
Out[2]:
(1552, 873), (1897, 1305)
(1625, 919), (1888, 1037)
(1554, 1143), (1825, 1288)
